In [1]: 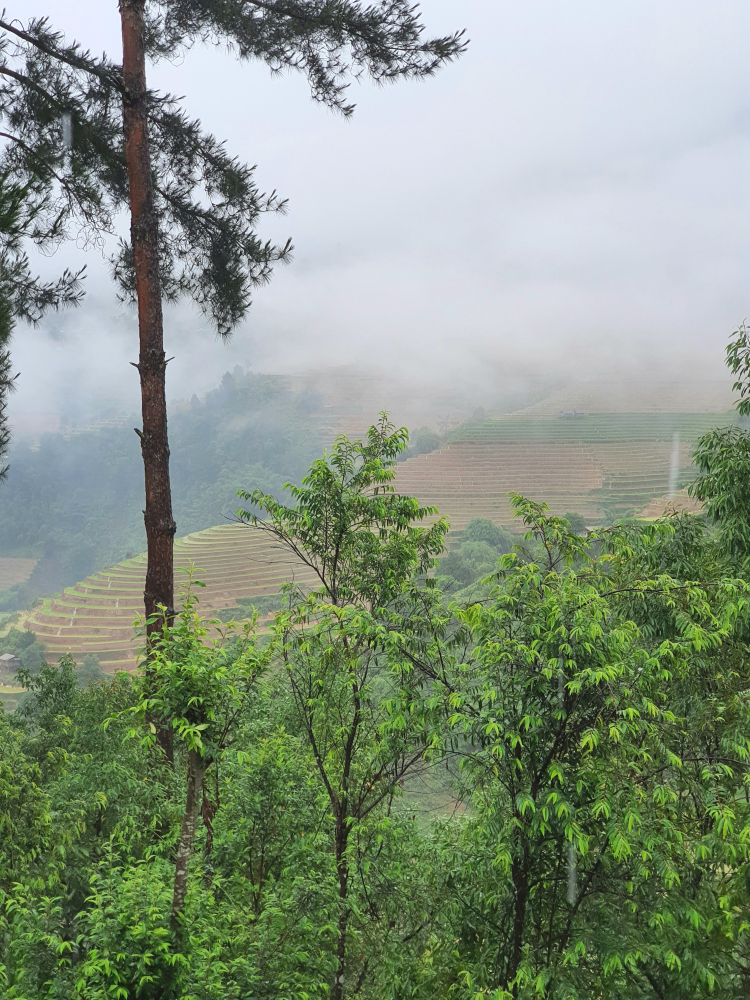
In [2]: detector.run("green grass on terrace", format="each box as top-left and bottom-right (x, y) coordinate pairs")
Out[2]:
(450, 412), (740, 445)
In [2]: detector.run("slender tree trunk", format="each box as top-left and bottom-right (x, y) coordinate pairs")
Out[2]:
(120, 0), (175, 630)
(506, 841), (531, 995)
(332, 816), (350, 1000)
(171, 748), (206, 930)
(120, 0), (175, 763)
(201, 764), (219, 858)
(331, 673), (361, 1000)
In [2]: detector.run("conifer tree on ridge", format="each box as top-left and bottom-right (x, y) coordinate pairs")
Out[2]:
(0, 3), (466, 642)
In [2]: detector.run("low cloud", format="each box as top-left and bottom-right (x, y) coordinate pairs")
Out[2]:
(7, 0), (749, 434)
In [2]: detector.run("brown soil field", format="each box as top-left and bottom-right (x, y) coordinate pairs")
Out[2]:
(637, 489), (704, 519)
(0, 558), (37, 590)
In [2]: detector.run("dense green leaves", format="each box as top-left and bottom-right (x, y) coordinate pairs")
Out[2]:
(691, 323), (750, 564)
(439, 517), (515, 588)
(2, 417), (750, 998)
(692, 424), (750, 563)
(240, 416), (449, 996)
(383, 496), (750, 998)
(0, 709), (49, 889)
(239, 412), (448, 608)
(127, 570), (267, 763)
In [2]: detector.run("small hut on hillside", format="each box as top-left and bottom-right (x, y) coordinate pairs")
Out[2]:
(0, 652), (20, 677)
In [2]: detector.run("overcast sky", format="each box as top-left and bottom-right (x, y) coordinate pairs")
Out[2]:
(7, 0), (750, 431)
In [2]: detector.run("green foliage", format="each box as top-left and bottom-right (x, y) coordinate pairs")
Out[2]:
(692, 423), (750, 563)
(385, 495), (750, 998)
(0, 709), (49, 889)
(78, 652), (103, 684)
(73, 848), (175, 999)
(127, 570), (268, 763)
(2, 418), (750, 999)
(239, 413), (448, 608)
(15, 653), (78, 739)
(464, 517), (511, 547)
(398, 425), (442, 462)
(439, 517), (514, 587)
(691, 324), (750, 565)
(725, 320), (750, 416)
(243, 416), (449, 995)
(211, 727), (339, 996)
(562, 510), (587, 534)
(0, 627), (36, 655)
(18, 639), (44, 674)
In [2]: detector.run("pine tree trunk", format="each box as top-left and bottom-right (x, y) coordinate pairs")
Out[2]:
(120, 0), (176, 634)
(171, 748), (206, 930)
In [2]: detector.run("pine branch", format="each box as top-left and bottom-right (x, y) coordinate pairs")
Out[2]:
(0, 17), (125, 93)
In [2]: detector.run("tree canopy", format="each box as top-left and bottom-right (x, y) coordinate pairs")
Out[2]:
(1, 409), (749, 998)
(0, 6), (465, 333)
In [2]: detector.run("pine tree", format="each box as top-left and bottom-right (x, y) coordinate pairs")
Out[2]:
(0, 172), (82, 477)
(0, 4), (466, 641)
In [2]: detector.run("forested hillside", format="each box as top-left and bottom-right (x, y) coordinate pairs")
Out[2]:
(3, 410), (750, 999)
(2, 3), (749, 996)
(0, 370), (324, 609)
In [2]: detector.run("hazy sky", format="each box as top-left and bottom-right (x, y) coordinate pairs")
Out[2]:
(7, 0), (750, 431)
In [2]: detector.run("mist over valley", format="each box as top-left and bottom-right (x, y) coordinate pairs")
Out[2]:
(2, 2), (750, 997)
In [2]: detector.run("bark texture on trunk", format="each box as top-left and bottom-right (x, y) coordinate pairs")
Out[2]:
(331, 679), (360, 1000)
(507, 841), (530, 995)
(332, 818), (350, 1000)
(171, 748), (206, 930)
(120, 0), (175, 634)
(201, 765), (219, 858)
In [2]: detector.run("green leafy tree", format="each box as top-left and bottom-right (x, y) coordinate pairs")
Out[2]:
(126, 571), (268, 931)
(386, 496), (750, 998)
(562, 511), (586, 535)
(239, 415), (448, 999)
(15, 651), (78, 771)
(211, 724), (339, 996)
(0, 711), (58, 998)
(6, 421), (750, 998)
(18, 639), (44, 675)
(439, 517), (515, 588)
(398, 425), (442, 461)
(691, 322), (750, 565)
(1, 662), (183, 999)
(240, 414), (449, 608)
(0, 709), (50, 893)
(78, 651), (103, 684)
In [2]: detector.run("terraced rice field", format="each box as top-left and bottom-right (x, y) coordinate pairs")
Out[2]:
(506, 379), (735, 417)
(395, 412), (736, 530)
(19, 524), (318, 672)
(637, 488), (703, 519)
(0, 684), (23, 713)
(0, 557), (37, 589)
(15, 383), (736, 667)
